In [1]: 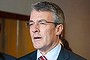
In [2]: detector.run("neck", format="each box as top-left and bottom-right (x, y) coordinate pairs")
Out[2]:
(39, 39), (61, 55)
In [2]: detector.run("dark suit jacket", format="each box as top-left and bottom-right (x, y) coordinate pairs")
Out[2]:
(18, 46), (86, 60)
(0, 52), (17, 60)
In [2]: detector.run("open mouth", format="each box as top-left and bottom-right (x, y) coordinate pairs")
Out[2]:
(34, 37), (42, 39)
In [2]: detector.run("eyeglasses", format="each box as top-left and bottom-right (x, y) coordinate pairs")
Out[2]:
(26, 19), (61, 28)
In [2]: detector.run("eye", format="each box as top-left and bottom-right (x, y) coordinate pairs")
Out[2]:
(29, 22), (34, 26)
(39, 20), (47, 25)
(26, 21), (34, 27)
(40, 21), (46, 24)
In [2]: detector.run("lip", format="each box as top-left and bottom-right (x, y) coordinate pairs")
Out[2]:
(33, 37), (42, 40)
(34, 37), (42, 39)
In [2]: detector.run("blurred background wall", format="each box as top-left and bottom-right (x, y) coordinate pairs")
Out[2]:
(0, 0), (90, 59)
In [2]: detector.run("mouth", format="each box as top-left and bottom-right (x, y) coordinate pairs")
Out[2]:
(34, 37), (42, 40)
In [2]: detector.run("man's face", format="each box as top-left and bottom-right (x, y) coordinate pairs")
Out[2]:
(29, 10), (59, 50)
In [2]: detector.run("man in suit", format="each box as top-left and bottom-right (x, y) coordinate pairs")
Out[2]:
(0, 52), (16, 60)
(19, 1), (86, 60)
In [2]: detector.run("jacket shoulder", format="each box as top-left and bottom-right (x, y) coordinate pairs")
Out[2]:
(18, 50), (37, 60)
(0, 52), (16, 60)
(64, 48), (87, 60)
(68, 50), (87, 60)
(57, 46), (87, 60)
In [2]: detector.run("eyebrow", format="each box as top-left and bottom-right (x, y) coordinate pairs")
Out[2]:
(29, 20), (34, 22)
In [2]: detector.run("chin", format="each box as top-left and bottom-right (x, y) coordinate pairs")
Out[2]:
(34, 45), (42, 49)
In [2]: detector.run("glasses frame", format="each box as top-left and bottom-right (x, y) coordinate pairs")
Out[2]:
(26, 19), (61, 28)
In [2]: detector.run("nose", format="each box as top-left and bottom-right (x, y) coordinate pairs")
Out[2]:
(32, 24), (40, 33)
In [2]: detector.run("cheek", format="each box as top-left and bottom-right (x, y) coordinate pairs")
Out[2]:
(40, 28), (50, 43)
(41, 27), (55, 44)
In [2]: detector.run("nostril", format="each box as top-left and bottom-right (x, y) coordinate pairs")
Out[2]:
(32, 27), (40, 33)
(34, 30), (38, 33)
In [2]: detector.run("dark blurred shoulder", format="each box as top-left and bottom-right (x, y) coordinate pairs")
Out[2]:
(0, 52), (17, 60)
(18, 50), (37, 60)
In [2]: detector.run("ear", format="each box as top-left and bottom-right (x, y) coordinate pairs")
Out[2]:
(55, 24), (63, 36)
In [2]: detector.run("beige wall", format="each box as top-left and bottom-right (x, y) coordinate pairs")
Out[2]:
(0, 0), (29, 15)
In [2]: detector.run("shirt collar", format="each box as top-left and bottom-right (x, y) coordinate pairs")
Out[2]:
(37, 43), (61, 60)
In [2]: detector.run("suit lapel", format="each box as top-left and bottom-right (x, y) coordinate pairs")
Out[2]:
(30, 50), (37, 60)
(57, 45), (70, 60)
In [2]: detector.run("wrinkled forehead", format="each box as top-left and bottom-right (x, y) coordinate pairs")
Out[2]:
(30, 10), (55, 22)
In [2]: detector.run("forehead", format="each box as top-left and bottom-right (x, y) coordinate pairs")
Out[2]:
(30, 10), (54, 21)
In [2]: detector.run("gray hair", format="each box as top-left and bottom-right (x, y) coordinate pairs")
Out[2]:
(31, 1), (65, 25)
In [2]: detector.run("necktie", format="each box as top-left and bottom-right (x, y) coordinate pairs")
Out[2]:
(38, 56), (47, 60)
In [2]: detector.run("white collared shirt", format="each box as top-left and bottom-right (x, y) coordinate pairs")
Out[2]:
(37, 43), (61, 60)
